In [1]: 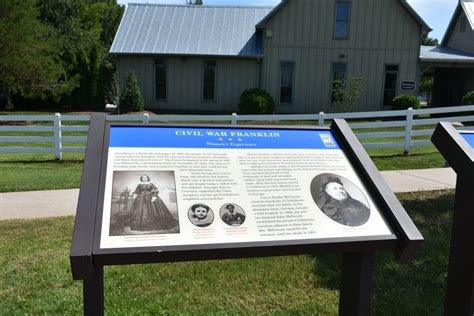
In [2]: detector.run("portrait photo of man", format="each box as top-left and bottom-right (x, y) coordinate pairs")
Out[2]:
(310, 173), (370, 227)
(219, 203), (246, 227)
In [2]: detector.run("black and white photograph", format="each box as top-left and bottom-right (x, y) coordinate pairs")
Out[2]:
(109, 171), (180, 236)
(188, 204), (214, 228)
(219, 203), (246, 227)
(310, 173), (370, 227)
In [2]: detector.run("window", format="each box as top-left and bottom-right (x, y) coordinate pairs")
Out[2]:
(461, 16), (467, 33)
(280, 61), (294, 104)
(331, 63), (347, 104)
(334, 1), (351, 39)
(155, 60), (167, 100)
(203, 61), (216, 101)
(383, 65), (399, 106)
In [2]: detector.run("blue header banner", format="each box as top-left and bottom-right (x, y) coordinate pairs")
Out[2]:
(109, 126), (340, 150)
(461, 132), (474, 149)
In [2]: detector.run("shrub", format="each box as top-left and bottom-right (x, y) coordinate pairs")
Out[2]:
(119, 71), (144, 112)
(332, 76), (364, 112)
(462, 91), (474, 105)
(238, 89), (275, 114)
(392, 94), (420, 110)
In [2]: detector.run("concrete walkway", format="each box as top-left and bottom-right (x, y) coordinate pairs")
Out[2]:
(0, 168), (457, 220)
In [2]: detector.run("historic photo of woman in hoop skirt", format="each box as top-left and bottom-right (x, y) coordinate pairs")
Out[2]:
(130, 175), (179, 232)
(109, 171), (179, 236)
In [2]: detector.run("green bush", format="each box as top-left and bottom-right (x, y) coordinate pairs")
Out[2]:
(332, 76), (364, 112)
(238, 89), (275, 114)
(392, 94), (420, 110)
(462, 91), (474, 105)
(119, 71), (144, 112)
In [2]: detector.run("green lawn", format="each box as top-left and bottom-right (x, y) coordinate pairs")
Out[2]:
(0, 154), (84, 192)
(369, 146), (446, 171)
(0, 190), (452, 314)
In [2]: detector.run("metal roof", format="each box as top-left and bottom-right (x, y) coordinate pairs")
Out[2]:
(420, 45), (474, 64)
(462, 0), (474, 29)
(110, 4), (273, 57)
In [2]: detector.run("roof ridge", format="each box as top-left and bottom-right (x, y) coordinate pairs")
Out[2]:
(127, 3), (275, 9)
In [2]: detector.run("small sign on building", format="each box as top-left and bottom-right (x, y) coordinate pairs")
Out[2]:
(401, 81), (416, 91)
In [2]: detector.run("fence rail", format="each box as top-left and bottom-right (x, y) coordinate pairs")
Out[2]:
(1, 105), (474, 159)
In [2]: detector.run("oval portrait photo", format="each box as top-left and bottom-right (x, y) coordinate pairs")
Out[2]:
(188, 204), (214, 228)
(219, 203), (246, 227)
(310, 173), (370, 227)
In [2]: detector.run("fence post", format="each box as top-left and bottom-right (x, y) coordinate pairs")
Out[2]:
(404, 107), (414, 155)
(54, 112), (62, 160)
(318, 111), (326, 126)
(231, 113), (238, 125)
(142, 113), (150, 124)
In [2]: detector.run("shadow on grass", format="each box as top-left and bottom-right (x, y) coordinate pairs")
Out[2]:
(8, 159), (84, 165)
(312, 190), (454, 315)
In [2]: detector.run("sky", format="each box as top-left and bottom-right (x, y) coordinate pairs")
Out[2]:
(117, 0), (459, 41)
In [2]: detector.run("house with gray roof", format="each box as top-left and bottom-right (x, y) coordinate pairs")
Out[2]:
(420, 0), (474, 106)
(111, 0), (430, 113)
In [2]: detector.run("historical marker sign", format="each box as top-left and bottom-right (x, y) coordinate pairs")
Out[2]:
(432, 123), (474, 316)
(71, 115), (423, 315)
(461, 131), (474, 148)
(98, 126), (393, 250)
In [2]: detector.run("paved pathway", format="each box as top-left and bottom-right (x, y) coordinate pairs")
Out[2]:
(0, 168), (457, 220)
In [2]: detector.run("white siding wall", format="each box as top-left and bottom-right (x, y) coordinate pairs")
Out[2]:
(118, 56), (259, 113)
(261, 0), (422, 113)
(446, 11), (474, 54)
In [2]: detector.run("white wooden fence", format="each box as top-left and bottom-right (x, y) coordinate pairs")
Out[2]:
(1, 105), (474, 160)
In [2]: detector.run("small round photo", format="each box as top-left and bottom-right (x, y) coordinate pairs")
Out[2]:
(310, 173), (370, 227)
(188, 204), (214, 228)
(219, 203), (246, 227)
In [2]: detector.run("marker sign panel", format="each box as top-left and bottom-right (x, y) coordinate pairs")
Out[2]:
(461, 132), (474, 149)
(401, 81), (416, 91)
(99, 126), (393, 249)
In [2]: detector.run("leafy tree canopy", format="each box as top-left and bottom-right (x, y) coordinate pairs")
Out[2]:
(37, 0), (124, 108)
(187, 0), (203, 5)
(422, 36), (439, 46)
(0, 0), (73, 108)
(0, 0), (124, 109)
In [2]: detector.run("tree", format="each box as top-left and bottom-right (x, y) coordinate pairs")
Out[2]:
(419, 76), (434, 105)
(0, 0), (74, 109)
(332, 76), (364, 112)
(187, 0), (203, 5)
(38, 0), (124, 109)
(119, 71), (144, 112)
(422, 36), (439, 46)
(105, 71), (120, 106)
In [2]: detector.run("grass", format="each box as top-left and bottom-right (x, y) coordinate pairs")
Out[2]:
(0, 153), (84, 192)
(369, 146), (446, 170)
(0, 190), (453, 314)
